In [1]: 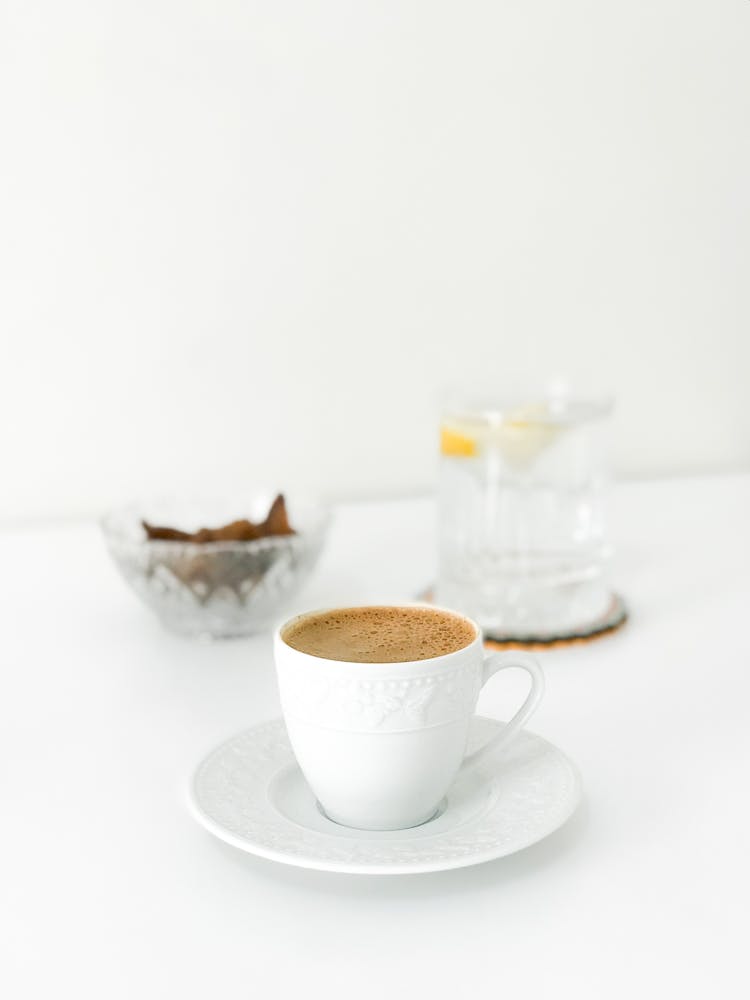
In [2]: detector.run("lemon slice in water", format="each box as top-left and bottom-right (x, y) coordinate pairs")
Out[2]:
(440, 424), (478, 457)
(440, 404), (562, 467)
(494, 404), (561, 468)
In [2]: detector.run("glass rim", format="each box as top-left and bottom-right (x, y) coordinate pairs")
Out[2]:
(440, 387), (614, 426)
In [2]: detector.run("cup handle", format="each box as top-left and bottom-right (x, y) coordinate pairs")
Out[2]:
(462, 651), (545, 768)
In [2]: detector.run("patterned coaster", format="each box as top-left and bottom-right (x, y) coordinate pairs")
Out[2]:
(418, 590), (628, 650)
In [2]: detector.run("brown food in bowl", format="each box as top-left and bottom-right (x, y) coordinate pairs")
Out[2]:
(142, 494), (295, 544)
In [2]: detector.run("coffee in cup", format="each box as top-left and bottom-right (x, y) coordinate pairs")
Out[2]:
(282, 605), (476, 663)
(274, 604), (544, 831)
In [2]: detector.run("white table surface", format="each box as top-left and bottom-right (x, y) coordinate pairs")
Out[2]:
(2, 475), (749, 999)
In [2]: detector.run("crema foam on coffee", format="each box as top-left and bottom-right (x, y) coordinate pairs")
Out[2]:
(282, 606), (476, 663)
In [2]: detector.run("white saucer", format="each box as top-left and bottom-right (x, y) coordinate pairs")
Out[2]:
(188, 716), (582, 875)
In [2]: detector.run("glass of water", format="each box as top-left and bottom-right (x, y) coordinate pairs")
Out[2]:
(436, 383), (614, 639)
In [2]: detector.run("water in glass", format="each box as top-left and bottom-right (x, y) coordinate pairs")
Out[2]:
(436, 391), (613, 637)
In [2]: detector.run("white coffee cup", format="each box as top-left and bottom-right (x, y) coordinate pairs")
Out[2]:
(273, 605), (545, 831)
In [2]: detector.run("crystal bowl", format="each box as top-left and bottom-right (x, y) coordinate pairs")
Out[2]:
(102, 495), (330, 638)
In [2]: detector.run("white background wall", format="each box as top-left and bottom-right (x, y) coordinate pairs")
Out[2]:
(1, 0), (749, 521)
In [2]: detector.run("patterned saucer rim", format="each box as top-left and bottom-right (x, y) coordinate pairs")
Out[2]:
(187, 717), (582, 875)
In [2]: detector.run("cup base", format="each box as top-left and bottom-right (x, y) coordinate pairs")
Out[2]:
(316, 798), (448, 833)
